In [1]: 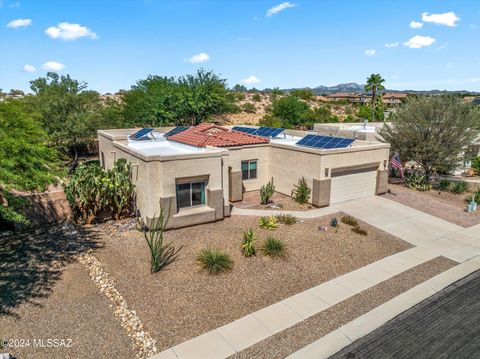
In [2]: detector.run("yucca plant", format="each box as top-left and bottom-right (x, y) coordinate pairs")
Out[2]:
(260, 177), (275, 204)
(261, 236), (285, 258)
(450, 180), (470, 194)
(259, 215), (278, 230)
(436, 178), (452, 191)
(197, 249), (233, 274)
(241, 228), (257, 257)
(144, 203), (182, 273)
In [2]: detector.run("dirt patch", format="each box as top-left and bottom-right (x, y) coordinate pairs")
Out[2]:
(230, 256), (457, 359)
(232, 191), (316, 211)
(94, 214), (411, 351)
(383, 183), (480, 227)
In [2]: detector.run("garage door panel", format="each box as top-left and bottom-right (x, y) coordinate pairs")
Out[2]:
(330, 171), (376, 203)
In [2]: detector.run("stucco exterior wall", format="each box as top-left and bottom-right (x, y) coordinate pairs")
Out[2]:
(227, 145), (270, 192)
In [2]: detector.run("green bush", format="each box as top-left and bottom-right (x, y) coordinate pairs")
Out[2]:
(197, 249), (233, 274)
(259, 215), (278, 230)
(252, 93), (262, 102)
(292, 177), (311, 205)
(242, 228), (257, 257)
(260, 177), (275, 204)
(405, 173), (432, 191)
(351, 226), (368, 236)
(471, 157), (480, 174)
(65, 159), (135, 224)
(450, 180), (470, 194)
(261, 236), (285, 258)
(435, 178), (452, 191)
(241, 102), (256, 113)
(465, 186), (480, 203)
(276, 214), (297, 225)
(341, 215), (358, 227)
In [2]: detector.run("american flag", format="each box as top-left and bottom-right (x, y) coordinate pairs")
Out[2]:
(390, 153), (404, 178)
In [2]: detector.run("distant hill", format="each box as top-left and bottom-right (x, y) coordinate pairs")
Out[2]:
(269, 83), (480, 96)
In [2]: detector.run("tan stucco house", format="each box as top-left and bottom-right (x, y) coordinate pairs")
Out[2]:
(98, 124), (390, 229)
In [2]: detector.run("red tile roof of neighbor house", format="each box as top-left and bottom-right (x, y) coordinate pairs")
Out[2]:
(167, 123), (269, 148)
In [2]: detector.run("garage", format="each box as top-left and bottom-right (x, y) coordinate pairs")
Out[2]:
(330, 166), (377, 203)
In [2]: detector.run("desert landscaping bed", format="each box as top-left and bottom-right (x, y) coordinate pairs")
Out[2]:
(232, 191), (316, 211)
(384, 183), (480, 227)
(230, 256), (457, 359)
(95, 213), (411, 352)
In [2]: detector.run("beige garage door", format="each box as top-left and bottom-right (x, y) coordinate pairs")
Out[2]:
(330, 170), (377, 203)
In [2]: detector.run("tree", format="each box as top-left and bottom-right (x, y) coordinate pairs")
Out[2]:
(290, 89), (314, 101)
(356, 105), (372, 120)
(264, 95), (310, 128)
(232, 84), (247, 92)
(364, 73), (385, 121)
(0, 100), (59, 225)
(307, 106), (339, 123)
(378, 95), (480, 179)
(28, 72), (103, 160)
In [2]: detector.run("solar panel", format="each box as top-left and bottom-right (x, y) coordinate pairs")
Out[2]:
(296, 134), (354, 149)
(232, 126), (258, 135)
(256, 127), (284, 138)
(164, 126), (190, 137)
(129, 128), (154, 140)
(232, 126), (284, 138)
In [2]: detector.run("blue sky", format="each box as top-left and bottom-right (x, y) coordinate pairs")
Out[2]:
(1, 0), (479, 93)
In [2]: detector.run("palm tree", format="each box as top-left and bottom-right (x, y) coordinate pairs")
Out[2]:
(364, 74), (385, 121)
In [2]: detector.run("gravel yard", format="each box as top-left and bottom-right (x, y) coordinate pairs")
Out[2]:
(230, 256), (457, 359)
(95, 213), (411, 351)
(383, 183), (480, 227)
(232, 191), (316, 211)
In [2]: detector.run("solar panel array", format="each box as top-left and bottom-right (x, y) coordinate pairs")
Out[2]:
(295, 134), (354, 149)
(231, 126), (284, 138)
(164, 126), (190, 137)
(129, 128), (154, 140)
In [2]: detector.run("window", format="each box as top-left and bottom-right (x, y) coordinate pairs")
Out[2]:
(176, 181), (206, 211)
(241, 160), (257, 180)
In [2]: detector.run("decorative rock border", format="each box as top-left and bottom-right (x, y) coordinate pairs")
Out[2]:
(79, 250), (157, 358)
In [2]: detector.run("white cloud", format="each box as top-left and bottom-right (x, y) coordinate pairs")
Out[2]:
(266, 2), (296, 17)
(403, 35), (436, 49)
(23, 64), (36, 72)
(6, 18), (31, 28)
(421, 11), (460, 27)
(186, 52), (210, 63)
(45, 22), (97, 40)
(409, 21), (423, 29)
(385, 42), (399, 48)
(243, 75), (260, 85)
(42, 61), (65, 71)
(364, 49), (376, 56)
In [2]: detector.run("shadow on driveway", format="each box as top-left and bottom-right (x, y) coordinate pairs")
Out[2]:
(0, 223), (102, 317)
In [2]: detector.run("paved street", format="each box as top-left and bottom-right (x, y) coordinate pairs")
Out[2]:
(330, 270), (480, 359)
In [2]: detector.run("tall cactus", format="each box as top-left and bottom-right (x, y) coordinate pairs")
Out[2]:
(260, 177), (275, 204)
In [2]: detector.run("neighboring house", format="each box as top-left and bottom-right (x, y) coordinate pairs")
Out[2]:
(98, 124), (390, 229)
(383, 93), (408, 105)
(326, 92), (409, 105)
(472, 97), (480, 105)
(314, 122), (387, 142)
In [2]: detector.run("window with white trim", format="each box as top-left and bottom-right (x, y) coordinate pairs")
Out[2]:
(241, 160), (257, 180)
(176, 181), (206, 211)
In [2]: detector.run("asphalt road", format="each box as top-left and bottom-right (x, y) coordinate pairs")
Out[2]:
(330, 270), (480, 359)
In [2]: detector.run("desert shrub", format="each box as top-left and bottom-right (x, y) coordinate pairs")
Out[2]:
(259, 215), (278, 230)
(465, 187), (480, 203)
(241, 102), (256, 113)
(330, 217), (338, 227)
(291, 177), (311, 205)
(144, 203), (183, 273)
(65, 159), (136, 224)
(276, 214), (297, 225)
(351, 226), (368, 236)
(435, 178), (452, 191)
(261, 236), (285, 258)
(197, 249), (233, 274)
(235, 92), (246, 101)
(242, 228), (257, 257)
(405, 173), (432, 191)
(341, 215), (358, 227)
(472, 157), (480, 174)
(260, 177), (275, 204)
(450, 180), (470, 194)
(252, 93), (262, 102)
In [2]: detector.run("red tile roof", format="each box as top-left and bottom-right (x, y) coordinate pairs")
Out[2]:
(167, 123), (269, 148)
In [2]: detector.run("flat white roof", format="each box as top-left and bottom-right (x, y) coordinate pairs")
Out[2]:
(127, 132), (208, 156)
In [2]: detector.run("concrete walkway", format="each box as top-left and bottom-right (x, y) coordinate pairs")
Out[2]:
(151, 196), (480, 359)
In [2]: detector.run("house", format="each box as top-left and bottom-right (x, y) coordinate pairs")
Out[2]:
(383, 93), (408, 105)
(314, 122), (387, 141)
(98, 124), (390, 229)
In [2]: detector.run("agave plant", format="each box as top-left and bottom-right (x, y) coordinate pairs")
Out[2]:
(241, 228), (257, 257)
